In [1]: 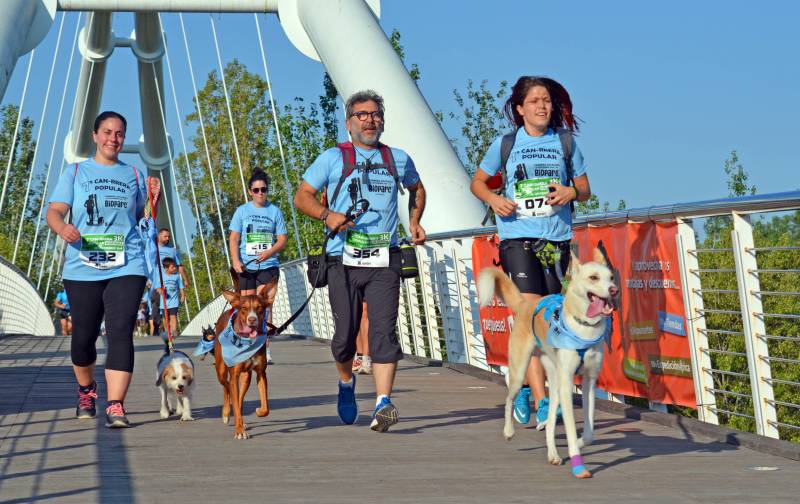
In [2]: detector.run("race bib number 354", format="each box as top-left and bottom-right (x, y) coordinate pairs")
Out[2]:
(80, 234), (125, 269)
(343, 231), (390, 267)
(515, 178), (558, 218)
(245, 232), (273, 256)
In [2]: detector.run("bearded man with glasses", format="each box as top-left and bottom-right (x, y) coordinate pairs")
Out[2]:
(294, 89), (427, 432)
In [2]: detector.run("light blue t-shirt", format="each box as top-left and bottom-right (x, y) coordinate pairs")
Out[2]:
(158, 244), (181, 266)
(479, 128), (587, 242)
(49, 159), (147, 281)
(303, 145), (420, 256)
(160, 272), (184, 310)
(55, 291), (70, 311)
(228, 202), (287, 270)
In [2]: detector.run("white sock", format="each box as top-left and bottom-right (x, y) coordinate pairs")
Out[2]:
(340, 378), (354, 388)
(376, 394), (389, 407)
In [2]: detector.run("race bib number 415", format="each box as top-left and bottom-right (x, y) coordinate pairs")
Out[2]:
(80, 234), (125, 269)
(245, 232), (273, 256)
(514, 178), (558, 218)
(343, 230), (390, 267)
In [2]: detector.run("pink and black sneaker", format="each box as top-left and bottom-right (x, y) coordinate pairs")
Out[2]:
(105, 401), (130, 428)
(76, 382), (98, 419)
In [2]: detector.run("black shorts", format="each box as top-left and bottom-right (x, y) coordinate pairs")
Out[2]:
(59, 309), (71, 319)
(498, 238), (571, 295)
(326, 249), (403, 364)
(162, 307), (179, 317)
(238, 267), (279, 292)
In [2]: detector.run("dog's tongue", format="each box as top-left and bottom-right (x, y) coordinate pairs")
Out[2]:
(586, 295), (606, 318)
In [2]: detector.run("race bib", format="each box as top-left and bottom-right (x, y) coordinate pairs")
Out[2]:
(343, 230), (390, 267)
(80, 234), (125, 269)
(245, 232), (273, 256)
(514, 178), (558, 218)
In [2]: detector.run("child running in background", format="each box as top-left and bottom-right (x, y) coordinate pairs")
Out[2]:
(156, 257), (185, 344)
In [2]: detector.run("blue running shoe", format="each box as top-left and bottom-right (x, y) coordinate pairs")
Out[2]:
(535, 397), (562, 431)
(370, 397), (398, 432)
(513, 386), (531, 424)
(337, 375), (358, 425)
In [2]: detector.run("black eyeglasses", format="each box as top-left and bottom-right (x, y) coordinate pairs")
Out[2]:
(350, 111), (384, 122)
(251, 187), (268, 194)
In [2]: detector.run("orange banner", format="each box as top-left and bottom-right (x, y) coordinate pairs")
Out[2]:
(472, 221), (696, 408)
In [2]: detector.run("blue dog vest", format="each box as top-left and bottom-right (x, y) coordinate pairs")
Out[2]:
(533, 295), (611, 359)
(193, 310), (269, 366)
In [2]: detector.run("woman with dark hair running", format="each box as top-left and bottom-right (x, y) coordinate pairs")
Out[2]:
(46, 110), (158, 428)
(229, 169), (288, 362)
(470, 76), (593, 429)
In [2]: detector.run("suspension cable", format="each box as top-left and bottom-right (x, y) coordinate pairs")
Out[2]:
(178, 13), (230, 268)
(0, 50), (36, 216)
(156, 169), (192, 320)
(209, 15), (247, 202)
(29, 12), (82, 277)
(151, 60), (204, 313)
(12, 13), (66, 264)
(158, 13), (215, 299)
(253, 13), (303, 256)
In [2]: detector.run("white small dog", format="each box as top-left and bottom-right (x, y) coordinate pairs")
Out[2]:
(156, 350), (195, 421)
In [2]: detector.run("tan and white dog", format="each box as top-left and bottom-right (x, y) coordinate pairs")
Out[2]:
(156, 350), (195, 422)
(478, 248), (618, 479)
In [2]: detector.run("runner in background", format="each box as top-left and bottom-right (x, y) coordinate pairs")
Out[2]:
(54, 289), (72, 336)
(229, 168), (288, 364)
(470, 76), (592, 429)
(352, 301), (372, 375)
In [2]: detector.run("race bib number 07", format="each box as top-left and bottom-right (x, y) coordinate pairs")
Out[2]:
(514, 178), (558, 218)
(245, 232), (273, 256)
(80, 234), (125, 269)
(343, 231), (390, 268)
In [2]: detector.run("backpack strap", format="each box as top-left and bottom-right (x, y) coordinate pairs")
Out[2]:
(481, 131), (517, 225)
(378, 143), (405, 195)
(328, 142), (359, 210)
(556, 128), (576, 213)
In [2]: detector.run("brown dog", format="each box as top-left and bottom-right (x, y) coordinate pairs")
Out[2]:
(212, 286), (274, 439)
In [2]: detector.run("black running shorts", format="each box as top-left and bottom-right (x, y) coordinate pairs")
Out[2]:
(498, 238), (571, 295)
(238, 267), (280, 292)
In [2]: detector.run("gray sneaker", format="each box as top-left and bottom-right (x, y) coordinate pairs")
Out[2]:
(105, 402), (130, 428)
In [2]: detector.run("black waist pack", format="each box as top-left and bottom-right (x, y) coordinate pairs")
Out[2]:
(399, 242), (419, 279)
(306, 245), (328, 288)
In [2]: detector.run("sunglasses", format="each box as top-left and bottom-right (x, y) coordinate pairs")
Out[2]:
(251, 187), (268, 194)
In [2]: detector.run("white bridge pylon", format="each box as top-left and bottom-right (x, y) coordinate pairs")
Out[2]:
(2, 0), (484, 239)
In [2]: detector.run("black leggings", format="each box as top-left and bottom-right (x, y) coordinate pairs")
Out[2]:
(64, 275), (147, 372)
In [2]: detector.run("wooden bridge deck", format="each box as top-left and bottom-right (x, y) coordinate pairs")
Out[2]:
(1, 335), (798, 503)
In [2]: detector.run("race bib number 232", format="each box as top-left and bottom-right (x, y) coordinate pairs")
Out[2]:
(80, 234), (125, 269)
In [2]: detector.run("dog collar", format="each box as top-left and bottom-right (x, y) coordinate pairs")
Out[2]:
(570, 314), (605, 328)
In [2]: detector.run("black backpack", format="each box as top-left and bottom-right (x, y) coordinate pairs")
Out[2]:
(482, 128), (575, 225)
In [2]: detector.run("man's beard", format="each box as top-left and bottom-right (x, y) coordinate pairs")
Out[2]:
(354, 126), (382, 147)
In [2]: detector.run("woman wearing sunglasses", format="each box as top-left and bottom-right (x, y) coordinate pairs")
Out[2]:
(229, 168), (288, 300)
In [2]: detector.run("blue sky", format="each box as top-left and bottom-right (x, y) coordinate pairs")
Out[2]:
(2, 0), (798, 251)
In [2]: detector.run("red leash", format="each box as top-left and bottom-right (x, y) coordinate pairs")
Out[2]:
(147, 181), (173, 353)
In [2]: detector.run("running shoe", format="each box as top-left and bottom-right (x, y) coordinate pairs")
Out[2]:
(352, 354), (363, 374)
(76, 382), (98, 419)
(266, 347), (274, 365)
(535, 397), (562, 431)
(337, 375), (358, 425)
(359, 355), (372, 375)
(513, 386), (531, 424)
(370, 397), (398, 432)
(105, 402), (131, 428)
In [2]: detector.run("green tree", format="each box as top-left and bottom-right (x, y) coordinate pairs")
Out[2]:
(447, 80), (509, 176)
(724, 150), (756, 197)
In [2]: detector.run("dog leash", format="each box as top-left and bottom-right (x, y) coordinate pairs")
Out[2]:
(209, 199), (370, 338)
(146, 180), (175, 354)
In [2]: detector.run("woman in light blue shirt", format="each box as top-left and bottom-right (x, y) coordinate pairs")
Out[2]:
(47, 111), (158, 428)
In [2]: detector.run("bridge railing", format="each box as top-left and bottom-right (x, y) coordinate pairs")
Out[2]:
(184, 191), (800, 442)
